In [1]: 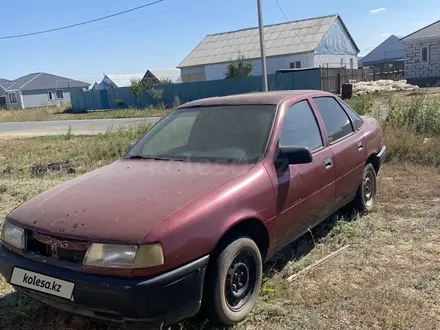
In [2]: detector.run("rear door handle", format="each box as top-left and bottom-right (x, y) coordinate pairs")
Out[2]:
(357, 142), (363, 151)
(323, 158), (333, 169)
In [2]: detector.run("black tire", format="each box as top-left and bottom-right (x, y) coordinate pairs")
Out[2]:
(352, 163), (377, 212)
(204, 236), (262, 326)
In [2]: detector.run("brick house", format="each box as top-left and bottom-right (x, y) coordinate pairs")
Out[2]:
(401, 20), (440, 86)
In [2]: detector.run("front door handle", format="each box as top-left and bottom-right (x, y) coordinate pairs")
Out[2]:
(323, 158), (333, 169)
(357, 141), (363, 151)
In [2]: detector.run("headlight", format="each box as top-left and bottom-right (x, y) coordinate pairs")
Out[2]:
(83, 243), (164, 269)
(1, 221), (26, 250)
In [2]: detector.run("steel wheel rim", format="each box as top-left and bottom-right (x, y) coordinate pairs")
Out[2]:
(363, 170), (375, 207)
(225, 252), (256, 312)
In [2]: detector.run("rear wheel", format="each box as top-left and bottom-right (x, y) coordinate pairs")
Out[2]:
(204, 236), (262, 326)
(352, 163), (377, 212)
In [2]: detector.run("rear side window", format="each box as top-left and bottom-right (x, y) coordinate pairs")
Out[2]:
(280, 100), (323, 152)
(339, 100), (364, 130)
(313, 97), (354, 143)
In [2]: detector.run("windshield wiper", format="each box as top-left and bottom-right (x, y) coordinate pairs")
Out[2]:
(126, 155), (185, 161)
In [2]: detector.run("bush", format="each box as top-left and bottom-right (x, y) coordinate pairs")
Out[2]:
(346, 94), (375, 116)
(349, 93), (440, 167)
(386, 95), (440, 135)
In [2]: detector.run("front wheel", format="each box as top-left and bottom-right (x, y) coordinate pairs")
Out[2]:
(204, 236), (262, 326)
(352, 163), (377, 212)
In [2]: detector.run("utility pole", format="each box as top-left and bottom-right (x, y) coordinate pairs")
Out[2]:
(257, 0), (268, 91)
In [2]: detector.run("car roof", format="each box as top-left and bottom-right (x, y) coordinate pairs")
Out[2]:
(177, 90), (334, 108)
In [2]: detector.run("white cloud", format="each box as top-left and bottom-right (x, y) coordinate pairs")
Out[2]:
(370, 8), (386, 14)
(377, 33), (392, 37)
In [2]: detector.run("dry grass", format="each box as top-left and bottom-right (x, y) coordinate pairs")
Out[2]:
(1, 165), (439, 330)
(1, 93), (440, 329)
(0, 106), (169, 123)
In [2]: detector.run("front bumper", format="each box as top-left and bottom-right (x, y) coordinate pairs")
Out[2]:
(0, 245), (209, 327)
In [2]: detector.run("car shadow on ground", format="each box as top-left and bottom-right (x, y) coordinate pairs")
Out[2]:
(0, 207), (361, 330)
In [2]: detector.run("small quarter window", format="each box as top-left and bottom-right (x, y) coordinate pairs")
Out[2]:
(339, 100), (364, 130)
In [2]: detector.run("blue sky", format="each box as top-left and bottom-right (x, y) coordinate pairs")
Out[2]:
(1, 0), (439, 80)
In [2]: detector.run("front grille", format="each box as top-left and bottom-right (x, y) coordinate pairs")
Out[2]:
(26, 231), (89, 264)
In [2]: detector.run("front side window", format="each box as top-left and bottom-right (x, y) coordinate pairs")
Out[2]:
(313, 97), (354, 143)
(56, 89), (64, 99)
(8, 92), (17, 104)
(127, 105), (276, 164)
(280, 100), (323, 152)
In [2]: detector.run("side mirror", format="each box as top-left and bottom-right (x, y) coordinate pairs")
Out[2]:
(127, 143), (135, 153)
(277, 146), (313, 166)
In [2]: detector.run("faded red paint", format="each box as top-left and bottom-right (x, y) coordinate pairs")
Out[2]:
(6, 90), (385, 277)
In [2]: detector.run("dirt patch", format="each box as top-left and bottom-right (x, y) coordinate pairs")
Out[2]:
(30, 162), (76, 177)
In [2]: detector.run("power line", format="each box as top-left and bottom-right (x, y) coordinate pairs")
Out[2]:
(0, 0), (165, 40)
(274, 0), (305, 45)
(275, 0), (288, 21)
(0, 0), (212, 50)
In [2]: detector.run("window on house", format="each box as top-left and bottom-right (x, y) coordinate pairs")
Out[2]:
(289, 61), (301, 69)
(48, 92), (54, 100)
(422, 46), (429, 63)
(56, 89), (64, 99)
(350, 58), (354, 69)
(295, 61), (301, 68)
(8, 92), (17, 104)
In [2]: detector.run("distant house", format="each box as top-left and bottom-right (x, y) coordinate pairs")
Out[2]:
(93, 70), (181, 90)
(359, 35), (404, 72)
(142, 69), (182, 84)
(0, 78), (12, 107)
(401, 20), (440, 86)
(95, 74), (145, 90)
(0, 73), (89, 109)
(177, 14), (359, 82)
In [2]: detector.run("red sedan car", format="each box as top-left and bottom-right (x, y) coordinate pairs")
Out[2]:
(1, 91), (386, 328)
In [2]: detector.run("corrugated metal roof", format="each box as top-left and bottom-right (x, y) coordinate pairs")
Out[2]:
(178, 14), (339, 68)
(105, 74), (145, 88)
(359, 35), (404, 65)
(2, 72), (90, 91)
(401, 20), (440, 41)
(148, 69), (182, 83)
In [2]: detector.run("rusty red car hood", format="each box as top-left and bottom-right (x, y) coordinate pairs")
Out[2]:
(8, 160), (252, 243)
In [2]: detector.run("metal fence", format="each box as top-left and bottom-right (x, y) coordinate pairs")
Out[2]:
(71, 69), (322, 111)
(320, 67), (405, 94)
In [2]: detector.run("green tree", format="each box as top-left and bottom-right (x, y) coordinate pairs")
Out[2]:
(225, 54), (253, 79)
(148, 87), (164, 107)
(129, 78), (149, 107)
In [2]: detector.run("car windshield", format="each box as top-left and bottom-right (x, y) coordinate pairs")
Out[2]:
(126, 105), (276, 164)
